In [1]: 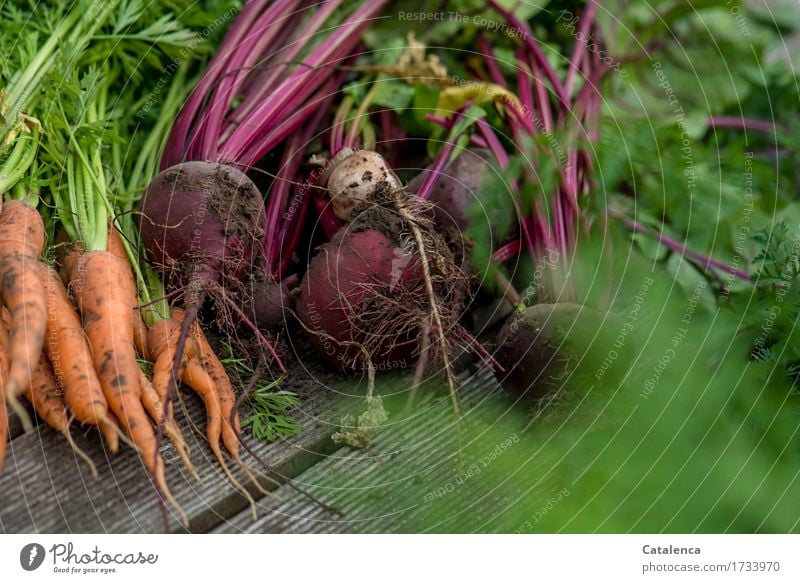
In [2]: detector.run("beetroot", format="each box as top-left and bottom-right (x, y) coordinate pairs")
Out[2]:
(495, 303), (629, 404)
(296, 183), (471, 378)
(408, 146), (520, 290)
(408, 148), (494, 235)
(140, 160), (286, 374)
(297, 229), (421, 371)
(140, 161), (266, 287)
(246, 274), (291, 331)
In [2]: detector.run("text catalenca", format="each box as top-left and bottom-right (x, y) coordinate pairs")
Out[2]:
(642, 545), (700, 555)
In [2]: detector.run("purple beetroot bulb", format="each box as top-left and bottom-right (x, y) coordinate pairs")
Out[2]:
(140, 161), (267, 286)
(296, 229), (421, 372)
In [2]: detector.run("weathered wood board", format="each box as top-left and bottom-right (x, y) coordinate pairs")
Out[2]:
(214, 368), (565, 533)
(0, 365), (368, 533)
(2, 361), (558, 534)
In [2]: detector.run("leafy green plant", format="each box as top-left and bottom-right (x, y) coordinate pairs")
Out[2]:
(738, 224), (800, 389)
(220, 342), (304, 442)
(243, 383), (304, 442)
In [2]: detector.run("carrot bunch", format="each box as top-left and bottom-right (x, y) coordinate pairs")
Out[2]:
(2, 70), (267, 523)
(0, 200), (123, 473)
(0, 2), (273, 523)
(0, 205), (259, 522)
(0, 199), (110, 473)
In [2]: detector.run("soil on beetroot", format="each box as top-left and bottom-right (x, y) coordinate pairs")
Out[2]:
(296, 182), (471, 374)
(357, 181), (475, 280)
(350, 182), (468, 302)
(141, 162), (266, 289)
(348, 182), (414, 239)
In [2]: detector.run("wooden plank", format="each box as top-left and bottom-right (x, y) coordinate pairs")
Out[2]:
(213, 367), (566, 533)
(6, 406), (25, 440)
(0, 364), (366, 533)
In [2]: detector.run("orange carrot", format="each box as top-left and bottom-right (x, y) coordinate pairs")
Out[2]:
(175, 308), (241, 457)
(148, 315), (258, 513)
(146, 317), (193, 402)
(180, 313), (271, 497)
(138, 367), (196, 479)
(22, 352), (99, 475)
(147, 318), (224, 454)
(180, 359), (224, 458)
(40, 263), (119, 452)
(132, 315), (150, 361)
(106, 224), (150, 359)
(23, 355), (68, 434)
(106, 223), (127, 262)
(0, 199), (45, 261)
(0, 200), (47, 429)
(70, 250), (186, 521)
(61, 244), (82, 284)
(70, 251), (149, 462)
(71, 251), (160, 463)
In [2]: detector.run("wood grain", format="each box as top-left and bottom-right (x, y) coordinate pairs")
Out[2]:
(213, 368), (565, 533)
(0, 368), (366, 533)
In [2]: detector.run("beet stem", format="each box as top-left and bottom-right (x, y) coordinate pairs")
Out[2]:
(488, 0), (569, 108)
(225, 0), (345, 132)
(493, 239), (522, 263)
(476, 35), (508, 89)
(611, 209), (751, 281)
(515, 46), (537, 135)
(416, 105), (473, 202)
(494, 270), (524, 309)
(708, 116), (781, 134)
(219, 1), (388, 163)
(564, 1), (598, 98)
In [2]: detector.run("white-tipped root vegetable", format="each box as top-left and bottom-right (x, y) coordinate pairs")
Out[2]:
(326, 150), (401, 221)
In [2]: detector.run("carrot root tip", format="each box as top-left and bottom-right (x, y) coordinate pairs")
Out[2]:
(6, 388), (33, 432)
(98, 417), (121, 454)
(64, 428), (98, 478)
(215, 448), (258, 520)
(155, 465), (188, 528)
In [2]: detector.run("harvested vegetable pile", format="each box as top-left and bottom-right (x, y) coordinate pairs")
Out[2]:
(0, 0), (798, 535)
(0, 0), (315, 523)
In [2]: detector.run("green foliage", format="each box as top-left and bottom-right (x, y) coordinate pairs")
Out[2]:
(591, 0), (798, 273)
(466, 156), (520, 284)
(735, 224), (800, 387)
(242, 384), (304, 443)
(751, 224), (799, 285)
(220, 343), (304, 443)
(371, 81), (416, 111)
